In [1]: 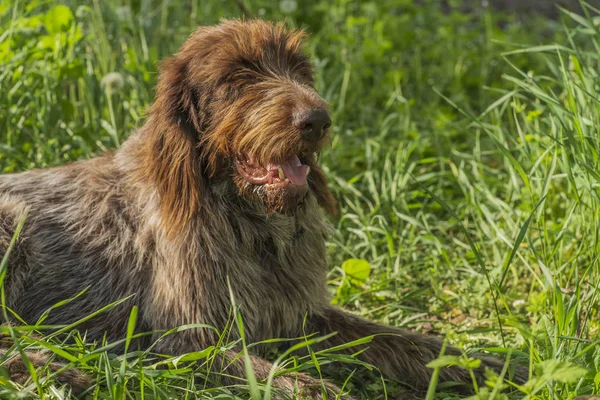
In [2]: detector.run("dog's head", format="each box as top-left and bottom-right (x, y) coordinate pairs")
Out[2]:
(138, 19), (336, 232)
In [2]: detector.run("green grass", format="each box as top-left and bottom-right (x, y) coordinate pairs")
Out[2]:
(1, 0), (600, 398)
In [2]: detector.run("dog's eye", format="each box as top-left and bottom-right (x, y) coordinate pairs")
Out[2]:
(217, 72), (258, 100)
(295, 68), (315, 86)
(234, 71), (257, 82)
(227, 59), (263, 87)
(227, 70), (261, 90)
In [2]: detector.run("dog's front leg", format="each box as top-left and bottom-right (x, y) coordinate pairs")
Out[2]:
(308, 306), (517, 393)
(154, 333), (350, 399)
(219, 349), (350, 400)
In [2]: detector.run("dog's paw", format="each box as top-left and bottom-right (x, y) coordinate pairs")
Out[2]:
(272, 372), (355, 399)
(0, 334), (91, 395)
(433, 353), (527, 395)
(1, 350), (91, 395)
(475, 354), (528, 385)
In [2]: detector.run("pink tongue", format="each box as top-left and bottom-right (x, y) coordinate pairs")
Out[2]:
(280, 156), (308, 186)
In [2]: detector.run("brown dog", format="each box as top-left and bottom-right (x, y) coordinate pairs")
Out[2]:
(0, 19), (519, 398)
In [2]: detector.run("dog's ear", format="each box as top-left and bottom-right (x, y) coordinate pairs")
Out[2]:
(135, 55), (206, 235)
(307, 159), (337, 216)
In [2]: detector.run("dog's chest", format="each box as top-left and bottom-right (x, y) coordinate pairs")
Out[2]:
(220, 214), (330, 340)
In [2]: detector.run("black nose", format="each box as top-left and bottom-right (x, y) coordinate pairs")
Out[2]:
(294, 109), (331, 141)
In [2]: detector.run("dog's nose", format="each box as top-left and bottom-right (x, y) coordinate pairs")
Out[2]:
(294, 109), (331, 141)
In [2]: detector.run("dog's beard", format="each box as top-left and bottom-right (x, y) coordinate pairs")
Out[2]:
(262, 184), (309, 214)
(232, 176), (309, 215)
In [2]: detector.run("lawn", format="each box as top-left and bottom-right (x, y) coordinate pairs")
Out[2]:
(1, 0), (599, 398)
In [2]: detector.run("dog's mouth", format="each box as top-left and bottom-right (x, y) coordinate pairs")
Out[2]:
(236, 154), (310, 189)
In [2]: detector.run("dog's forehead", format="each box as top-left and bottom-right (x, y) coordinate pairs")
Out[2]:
(188, 20), (311, 77)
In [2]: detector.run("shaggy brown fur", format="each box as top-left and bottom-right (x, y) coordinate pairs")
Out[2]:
(0, 19), (522, 398)
(0, 333), (90, 394)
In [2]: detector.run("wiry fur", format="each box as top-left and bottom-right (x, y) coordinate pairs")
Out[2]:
(0, 333), (90, 394)
(0, 20), (521, 398)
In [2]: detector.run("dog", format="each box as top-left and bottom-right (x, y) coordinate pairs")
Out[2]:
(0, 19), (521, 398)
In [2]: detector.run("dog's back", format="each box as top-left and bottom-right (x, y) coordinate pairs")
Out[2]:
(0, 156), (154, 342)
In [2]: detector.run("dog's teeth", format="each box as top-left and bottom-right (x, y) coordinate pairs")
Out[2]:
(306, 166), (310, 176)
(278, 167), (285, 180)
(285, 178), (290, 183)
